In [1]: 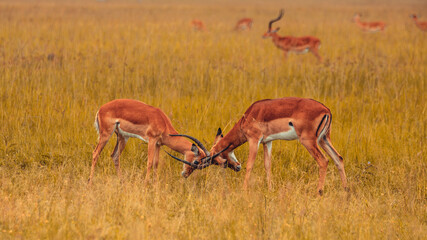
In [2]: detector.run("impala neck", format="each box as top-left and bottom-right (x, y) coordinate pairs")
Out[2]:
(215, 118), (247, 153)
(413, 18), (420, 25)
(271, 33), (283, 47)
(162, 130), (193, 155)
(354, 17), (363, 26)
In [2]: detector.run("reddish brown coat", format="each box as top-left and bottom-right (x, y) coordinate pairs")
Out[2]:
(206, 97), (348, 195)
(353, 14), (386, 32)
(89, 99), (207, 184)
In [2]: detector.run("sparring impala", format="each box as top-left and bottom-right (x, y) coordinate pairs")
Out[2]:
(410, 14), (427, 32)
(88, 99), (228, 185)
(234, 18), (253, 31)
(263, 9), (322, 62)
(191, 19), (206, 31)
(186, 97), (348, 196)
(352, 13), (386, 32)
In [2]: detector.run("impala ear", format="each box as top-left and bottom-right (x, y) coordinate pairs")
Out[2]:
(191, 144), (199, 156)
(272, 27), (280, 33)
(216, 128), (223, 137)
(214, 128), (223, 144)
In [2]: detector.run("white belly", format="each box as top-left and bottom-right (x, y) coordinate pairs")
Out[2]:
(116, 121), (148, 142)
(291, 48), (309, 54)
(262, 128), (298, 142)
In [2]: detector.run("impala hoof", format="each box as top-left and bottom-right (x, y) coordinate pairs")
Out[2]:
(235, 165), (241, 172)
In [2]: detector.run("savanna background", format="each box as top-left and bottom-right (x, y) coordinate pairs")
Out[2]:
(0, 0), (426, 239)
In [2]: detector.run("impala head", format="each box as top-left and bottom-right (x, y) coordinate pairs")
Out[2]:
(208, 128), (242, 172)
(181, 143), (206, 178)
(263, 9), (284, 38)
(167, 134), (230, 178)
(353, 13), (361, 22)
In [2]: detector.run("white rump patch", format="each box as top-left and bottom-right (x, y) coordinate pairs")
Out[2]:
(316, 115), (329, 144)
(262, 127), (298, 142)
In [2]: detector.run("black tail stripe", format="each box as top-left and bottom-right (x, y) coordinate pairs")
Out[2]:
(315, 114), (328, 137)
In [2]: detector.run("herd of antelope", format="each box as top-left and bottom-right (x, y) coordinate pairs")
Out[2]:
(89, 10), (425, 196)
(191, 10), (426, 63)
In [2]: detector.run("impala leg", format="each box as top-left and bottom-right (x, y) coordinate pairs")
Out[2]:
(144, 140), (157, 184)
(263, 141), (273, 191)
(89, 133), (111, 185)
(152, 143), (161, 180)
(111, 133), (128, 180)
(300, 139), (329, 196)
(310, 46), (323, 63)
(243, 139), (260, 190)
(319, 135), (348, 191)
(283, 50), (289, 61)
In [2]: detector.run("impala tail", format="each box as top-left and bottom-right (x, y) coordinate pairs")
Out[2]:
(94, 111), (100, 135)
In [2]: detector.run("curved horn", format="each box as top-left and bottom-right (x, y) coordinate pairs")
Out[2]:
(163, 149), (199, 168)
(170, 134), (210, 156)
(165, 144), (232, 170)
(200, 144), (232, 165)
(268, 9), (284, 31)
(211, 144), (231, 159)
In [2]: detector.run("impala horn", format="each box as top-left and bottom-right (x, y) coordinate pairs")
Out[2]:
(200, 144), (231, 165)
(163, 150), (199, 168)
(169, 134), (210, 157)
(164, 144), (231, 170)
(269, 9), (284, 31)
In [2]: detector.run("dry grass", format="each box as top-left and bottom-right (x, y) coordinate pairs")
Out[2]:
(0, 0), (426, 239)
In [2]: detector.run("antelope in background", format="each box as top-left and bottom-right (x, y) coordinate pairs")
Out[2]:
(191, 19), (206, 31)
(88, 99), (228, 185)
(234, 18), (253, 31)
(352, 13), (386, 32)
(410, 14), (427, 31)
(262, 9), (322, 63)
(184, 98), (348, 196)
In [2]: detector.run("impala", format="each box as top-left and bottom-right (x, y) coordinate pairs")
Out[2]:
(88, 99), (227, 184)
(234, 18), (253, 31)
(410, 14), (427, 32)
(191, 19), (206, 31)
(188, 97), (348, 195)
(352, 13), (386, 32)
(263, 9), (322, 62)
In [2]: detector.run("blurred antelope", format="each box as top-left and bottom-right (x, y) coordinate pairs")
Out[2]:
(184, 97), (348, 196)
(191, 19), (206, 31)
(410, 14), (427, 32)
(234, 18), (253, 31)
(352, 13), (386, 32)
(262, 9), (322, 62)
(88, 99), (227, 184)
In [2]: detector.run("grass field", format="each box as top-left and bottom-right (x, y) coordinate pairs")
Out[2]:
(0, 0), (426, 239)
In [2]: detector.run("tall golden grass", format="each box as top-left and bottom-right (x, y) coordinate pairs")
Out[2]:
(0, 0), (426, 239)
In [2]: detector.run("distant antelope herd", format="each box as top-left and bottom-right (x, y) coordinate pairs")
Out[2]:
(191, 10), (424, 63)
(89, 9), (425, 195)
